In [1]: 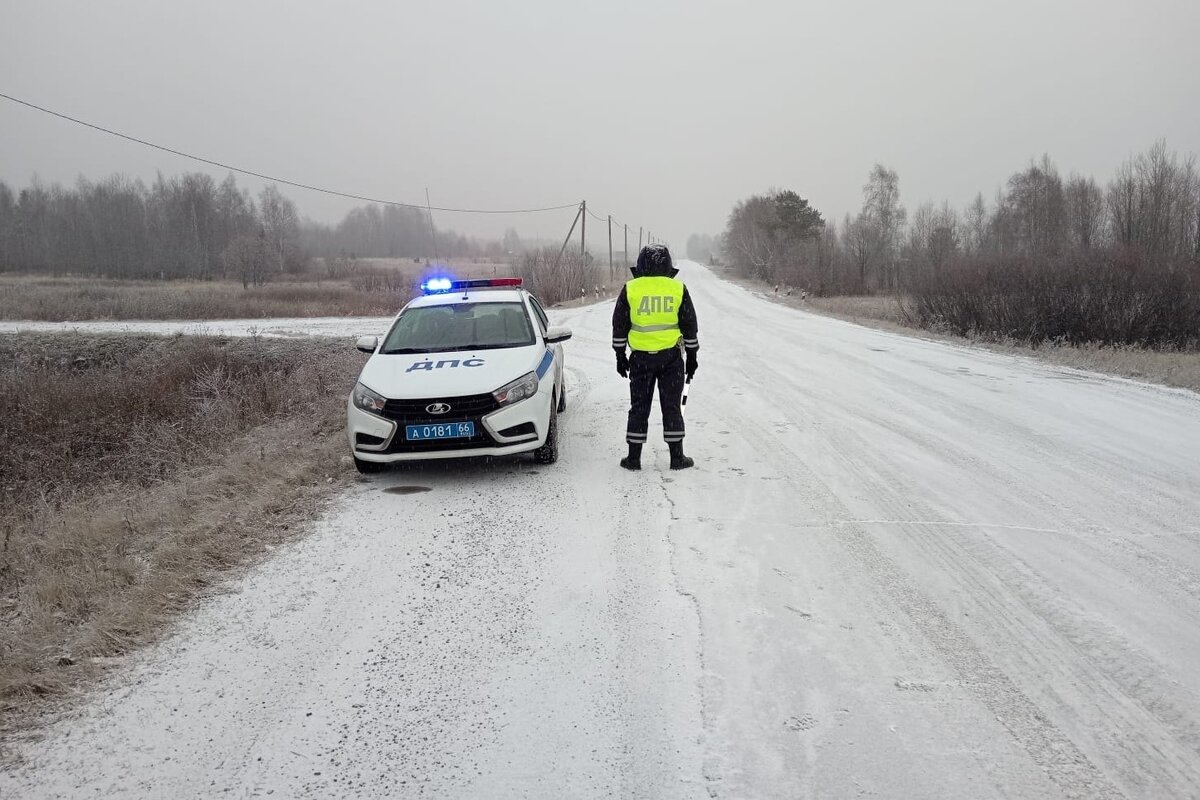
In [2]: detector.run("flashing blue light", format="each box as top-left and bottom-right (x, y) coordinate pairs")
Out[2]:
(421, 276), (524, 295)
(422, 277), (454, 294)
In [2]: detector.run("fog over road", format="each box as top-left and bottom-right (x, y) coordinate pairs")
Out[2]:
(5, 264), (1200, 798)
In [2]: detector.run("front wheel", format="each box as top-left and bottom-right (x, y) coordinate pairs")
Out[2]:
(353, 455), (388, 474)
(533, 399), (559, 464)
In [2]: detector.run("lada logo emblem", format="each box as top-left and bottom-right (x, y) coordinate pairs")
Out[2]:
(426, 402), (452, 415)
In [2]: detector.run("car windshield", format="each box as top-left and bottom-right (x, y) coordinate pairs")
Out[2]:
(380, 302), (535, 354)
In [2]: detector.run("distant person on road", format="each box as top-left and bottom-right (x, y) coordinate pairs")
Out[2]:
(612, 245), (699, 471)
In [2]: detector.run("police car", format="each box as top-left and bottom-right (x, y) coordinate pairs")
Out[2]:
(346, 277), (571, 473)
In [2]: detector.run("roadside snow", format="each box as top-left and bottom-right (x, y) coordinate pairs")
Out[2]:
(5, 263), (1200, 798)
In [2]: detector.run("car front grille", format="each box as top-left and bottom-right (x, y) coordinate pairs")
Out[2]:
(380, 393), (500, 420)
(379, 392), (503, 453)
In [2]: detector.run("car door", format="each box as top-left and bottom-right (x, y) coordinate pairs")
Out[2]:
(527, 295), (562, 389)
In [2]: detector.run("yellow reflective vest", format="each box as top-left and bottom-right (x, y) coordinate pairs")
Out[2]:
(626, 276), (684, 351)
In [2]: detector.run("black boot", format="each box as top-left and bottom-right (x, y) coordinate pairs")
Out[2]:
(620, 442), (642, 471)
(668, 441), (694, 470)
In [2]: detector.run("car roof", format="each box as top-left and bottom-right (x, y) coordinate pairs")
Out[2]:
(405, 288), (529, 309)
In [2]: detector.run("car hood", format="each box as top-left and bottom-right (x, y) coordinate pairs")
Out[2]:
(358, 344), (548, 400)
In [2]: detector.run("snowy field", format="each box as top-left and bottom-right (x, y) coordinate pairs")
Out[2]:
(4, 263), (1200, 798)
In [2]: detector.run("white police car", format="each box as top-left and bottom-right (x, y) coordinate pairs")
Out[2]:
(347, 277), (572, 473)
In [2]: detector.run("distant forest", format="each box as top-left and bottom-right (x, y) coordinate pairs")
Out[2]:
(709, 141), (1200, 347)
(0, 172), (505, 284)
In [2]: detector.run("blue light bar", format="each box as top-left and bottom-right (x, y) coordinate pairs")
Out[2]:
(421, 277), (454, 294)
(421, 277), (523, 295)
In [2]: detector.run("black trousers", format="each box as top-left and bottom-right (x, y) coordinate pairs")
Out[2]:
(626, 347), (686, 445)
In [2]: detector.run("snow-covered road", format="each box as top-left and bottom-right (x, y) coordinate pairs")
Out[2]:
(5, 263), (1200, 798)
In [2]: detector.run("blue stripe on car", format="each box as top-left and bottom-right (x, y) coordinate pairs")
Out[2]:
(536, 349), (554, 378)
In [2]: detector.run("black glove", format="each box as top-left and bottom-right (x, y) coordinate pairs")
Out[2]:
(685, 350), (698, 381)
(616, 350), (629, 378)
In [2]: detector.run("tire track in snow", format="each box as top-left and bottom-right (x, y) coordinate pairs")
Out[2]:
(727, 333), (1200, 796)
(658, 479), (720, 799)
(708, 351), (1125, 800)
(684, 275), (1128, 799)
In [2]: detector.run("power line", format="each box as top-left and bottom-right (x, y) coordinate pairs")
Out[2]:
(587, 206), (636, 235)
(1, 91), (665, 253)
(0, 91), (581, 215)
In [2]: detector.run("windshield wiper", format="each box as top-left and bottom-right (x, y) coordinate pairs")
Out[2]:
(381, 343), (531, 354)
(379, 347), (445, 355)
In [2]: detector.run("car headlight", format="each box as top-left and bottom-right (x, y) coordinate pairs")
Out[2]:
(352, 382), (387, 414)
(493, 372), (539, 407)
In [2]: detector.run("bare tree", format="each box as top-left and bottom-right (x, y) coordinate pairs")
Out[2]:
(258, 185), (299, 274)
(0, 181), (14, 270)
(928, 202), (960, 277)
(1065, 174), (1106, 251)
(844, 212), (873, 290)
(1107, 141), (1200, 265)
(907, 202), (936, 277)
(861, 165), (907, 291)
(1004, 155), (1067, 258)
(223, 231), (271, 289)
(964, 193), (989, 256)
(813, 222), (841, 294)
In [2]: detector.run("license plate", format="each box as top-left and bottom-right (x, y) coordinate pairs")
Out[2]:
(406, 421), (475, 441)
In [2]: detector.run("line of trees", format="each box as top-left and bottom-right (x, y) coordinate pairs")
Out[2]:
(0, 173), (307, 285)
(0, 172), (510, 285)
(714, 141), (1200, 346)
(716, 141), (1199, 296)
(299, 204), (485, 261)
(720, 189), (830, 288)
(685, 233), (718, 264)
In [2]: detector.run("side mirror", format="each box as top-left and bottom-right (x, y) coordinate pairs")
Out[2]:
(545, 327), (572, 345)
(355, 335), (379, 354)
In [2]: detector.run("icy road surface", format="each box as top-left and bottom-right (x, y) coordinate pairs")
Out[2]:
(5, 263), (1200, 799)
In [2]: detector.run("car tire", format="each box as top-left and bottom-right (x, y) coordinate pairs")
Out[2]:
(353, 455), (388, 474)
(533, 398), (559, 464)
(557, 378), (567, 413)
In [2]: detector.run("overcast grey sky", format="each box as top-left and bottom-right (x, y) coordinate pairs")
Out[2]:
(2, 0), (1198, 246)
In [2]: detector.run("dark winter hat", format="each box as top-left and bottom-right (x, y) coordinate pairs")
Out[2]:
(634, 244), (676, 277)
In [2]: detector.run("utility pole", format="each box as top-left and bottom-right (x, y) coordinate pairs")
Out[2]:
(639, 227), (643, 251)
(554, 204), (583, 270)
(580, 200), (586, 261)
(425, 188), (440, 263)
(607, 215), (613, 281)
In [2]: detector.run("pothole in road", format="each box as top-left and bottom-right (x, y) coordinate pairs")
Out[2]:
(383, 485), (432, 495)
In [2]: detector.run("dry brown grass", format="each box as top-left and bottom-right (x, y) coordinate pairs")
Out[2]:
(0, 334), (364, 738)
(796, 292), (1200, 394)
(993, 341), (1200, 393)
(0, 257), (530, 322)
(355, 257), (513, 276)
(803, 294), (908, 326)
(0, 275), (405, 321)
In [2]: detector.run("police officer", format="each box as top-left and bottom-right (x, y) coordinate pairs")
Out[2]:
(612, 245), (699, 471)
